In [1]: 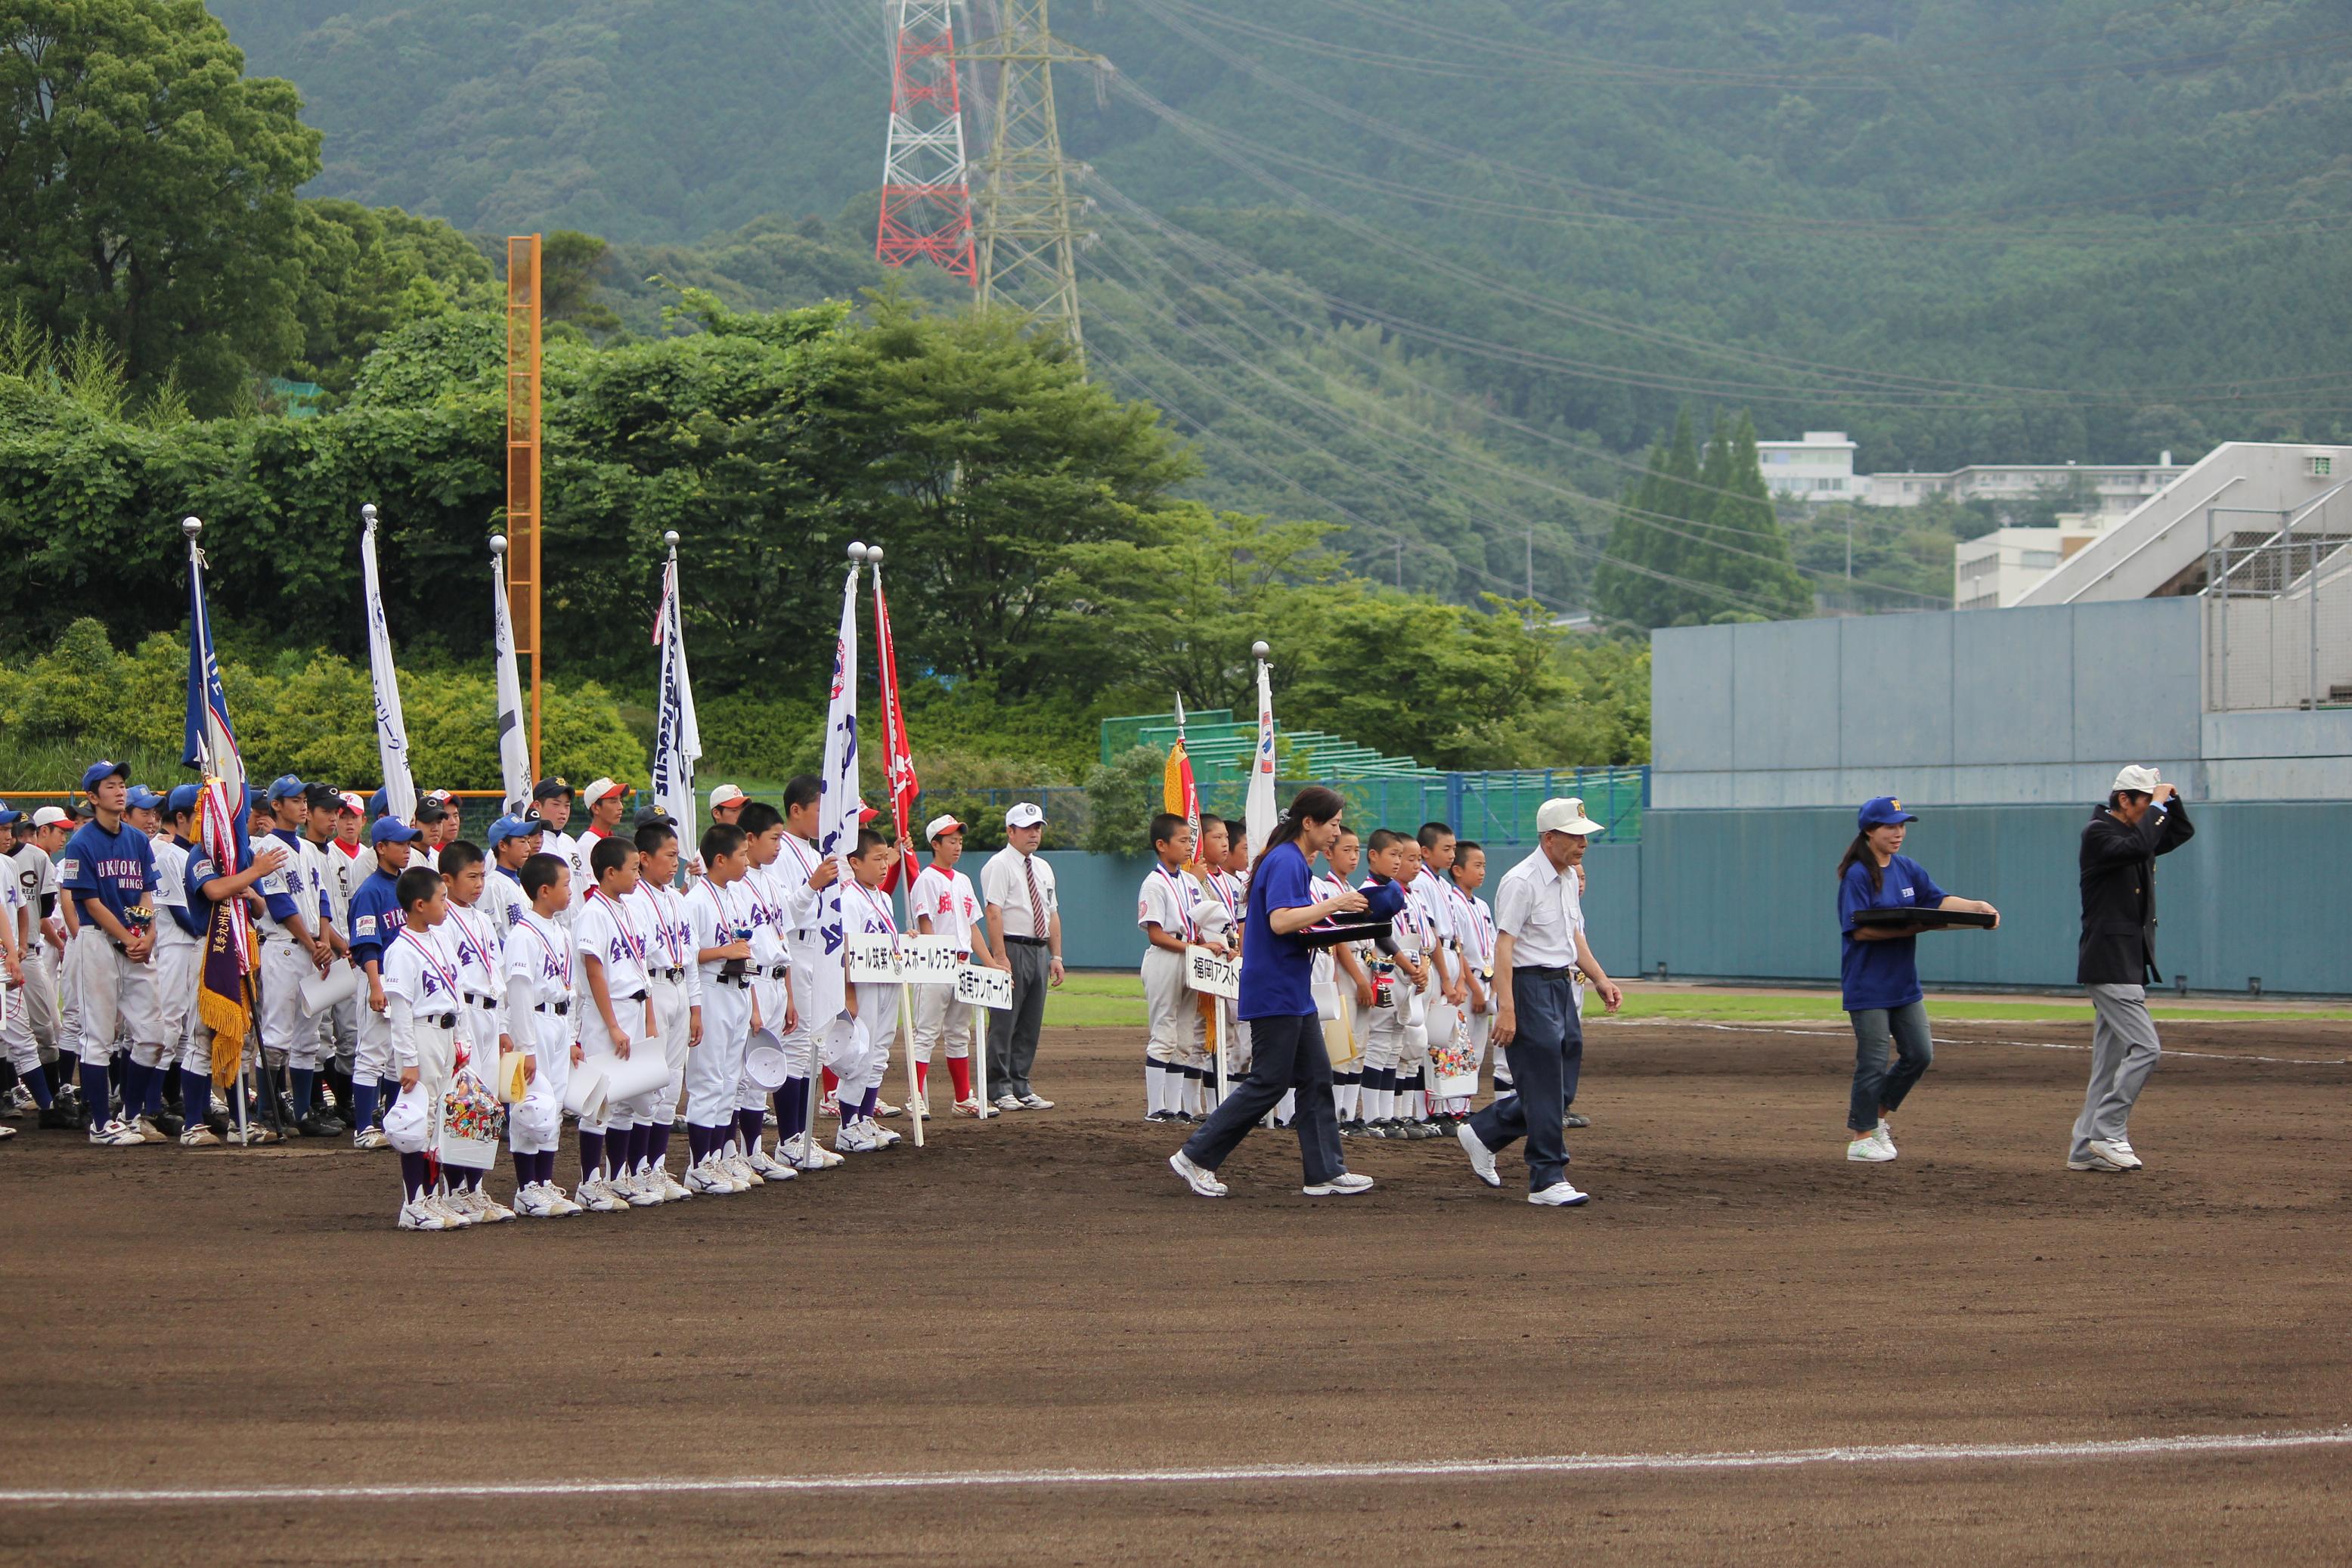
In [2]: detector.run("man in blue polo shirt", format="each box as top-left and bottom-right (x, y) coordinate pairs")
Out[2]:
(59, 761), (161, 1146)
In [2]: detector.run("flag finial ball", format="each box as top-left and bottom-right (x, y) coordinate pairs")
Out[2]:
(361, 503), (378, 526)
(848, 541), (869, 562)
(664, 530), (680, 548)
(867, 544), (885, 564)
(1251, 640), (1271, 662)
(489, 534), (507, 556)
(181, 516), (202, 541)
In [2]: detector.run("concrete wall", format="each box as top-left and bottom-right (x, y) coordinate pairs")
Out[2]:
(1044, 809), (2350, 996)
(1652, 598), (2352, 807)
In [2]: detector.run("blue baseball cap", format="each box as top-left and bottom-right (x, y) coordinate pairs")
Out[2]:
(1858, 795), (1918, 829)
(485, 813), (544, 849)
(370, 817), (423, 846)
(81, 759), (130, 792)
(0, 804), (20, 827)
(126, 785), (164, 812)
(266, 773), (306, 803)
(166, 783), (203, 816)
(367, 787), (389, 817)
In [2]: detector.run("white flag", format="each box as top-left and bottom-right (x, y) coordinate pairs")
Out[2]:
(492, 550), (531, 815)
(361, 506), (417, 823)
(812, 559), (861, 1024)
(1245, 652), (1277, 862)
(649, 550), (702, 857)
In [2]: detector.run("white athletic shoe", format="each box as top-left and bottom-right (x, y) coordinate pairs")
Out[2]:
(538, 1182), (584, 1217)
(1847, 1132), (1898, 1163)
(684, 1158), (733, 1195)
(835, 1120), (880, 1154)
(1303, 1172), (1375, 1197)
(907, 1095), (930, 1120)
(875, 1097), (902, 1118)
(818, 1094), (841, 1120)
(720, 1151), (759, 1187)
(473, 1191), (518, 1223)
(353, 1127), (390, 1150)
(1456, 1122), (1501, 1188)
(397, 1198), (452, 1232)
(426, 1192), (477, 1228)
(576, 1178), (628, 1213)
(2091, 1137), (2143, 1170)
(656, 1168), (691, 1202)
(782, 1132), (844, 1170)
(621, 1169), (666, 1207)
(953, 1096), (985, 1117)
(132, 1114), (169, 1144)
(1168, 1150), (1227, 1198)
(178, 1125), (223, 1148)
(868, 1121), (903, 1148)
(88, 1118), (147, 1147)
(1529, 1181), (1591, 1207)
(748, 1147), (795, 1182)
(994, 1093), (1021, 1112)
(1018, 1092), (1054, 1111)
(514, 1183), (558, 1217)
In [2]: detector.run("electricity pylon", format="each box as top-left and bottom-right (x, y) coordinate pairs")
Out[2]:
(875, 0), (978, 282)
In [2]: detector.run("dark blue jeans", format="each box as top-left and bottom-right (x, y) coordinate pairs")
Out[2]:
(1467, 968), (1582, 1192)
(1847, 1001), (1932, 1133)
(1180, 1012), (1344, 1185)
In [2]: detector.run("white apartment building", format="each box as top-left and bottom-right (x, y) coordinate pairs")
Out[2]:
(1953, 516), (2114, 609)
(1755, 431), (1866, 500)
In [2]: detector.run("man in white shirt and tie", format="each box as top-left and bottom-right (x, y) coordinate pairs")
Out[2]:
(1456, 798), (1622, 1208)
(980, 801), (1062, 1111)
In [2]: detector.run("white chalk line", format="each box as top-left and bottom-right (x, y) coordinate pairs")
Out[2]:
(4, 1427), (2347, 1508)
(1606, 1018), (2352, 1066)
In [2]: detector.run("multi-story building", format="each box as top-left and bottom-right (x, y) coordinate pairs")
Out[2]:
(1951, 516), (2114, 609)
(1755, 431), (1866, 500)
(1758, 430), (2191, 516)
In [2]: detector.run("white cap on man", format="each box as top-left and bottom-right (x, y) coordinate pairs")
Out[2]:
(925, 813), (965, 842)
(1535, 796), (1605, 836)
(2112, 764), (2161, 795)
(709, 783), (747, 810)
(581, 777), (624, 808)
(1005, 801), (1045, 829)
(30, 806), (70, 829)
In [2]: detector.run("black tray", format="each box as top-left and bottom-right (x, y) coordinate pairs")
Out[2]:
(1852, 907), (1996, 931)
(1296, 919), (1394, 950)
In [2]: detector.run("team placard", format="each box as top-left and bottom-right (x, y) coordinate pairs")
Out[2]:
(1186, 947), (1240, 999)
(953, 962), (1014, 1010)
(847, 933), (961, 983)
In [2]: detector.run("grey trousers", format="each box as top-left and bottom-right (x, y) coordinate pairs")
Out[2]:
(987, 940), (1049, 1099)
(2072, 983), (2161, 1160)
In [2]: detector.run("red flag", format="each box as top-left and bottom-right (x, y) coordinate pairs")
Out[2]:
(872, 572), (919, 845)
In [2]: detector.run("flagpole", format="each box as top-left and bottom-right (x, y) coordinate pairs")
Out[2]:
(868, 546), (924, 1148)
(490, 534), (531, 817)
(809, 541), (866, 1157)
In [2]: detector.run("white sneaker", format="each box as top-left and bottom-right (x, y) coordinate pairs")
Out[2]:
(2090, 1137), (2143, 1170)
(132, 1114), (169, 1144)
(1018, 1092), (1054, 1111)
(621, 1169), (665, 1207)
(353, 1127), (390, 1150)
(576, 1177), (628, 1213)
(835, 1120), (879, 1154)
(397, 1198), (451, 1232)
(783, 1132), (844, 1170)
(720, 1151), (759, 1187)
(1529, 1181), (1591, 1207)
(953, 1096), (985, 1117)
(1168, 1150), (1227, 1198)
(748, 1148), (796, 1182)
(868, 1121), (903, 1148)
(515, 1184), (557, 1217)
(994, 1093), (1021, 1112)
(656, 1168), (691, 1202)
(1303, 1172), (1374, 1196)
(88, 1118), (146, 1147)
(875, 1098), (902, 1118)
(1457, 1122), (1502, 1188)
(426, 1192), (476, 1228)
(818, 1094), (841, 1120)
(1848, 1133), (1898, 1163)
(473, 1191), (517, 1223)
(539, 1182), (584, 1217)
(907, 1096), (931, 1120)
(178, 1125), (223, 1148)
(684, 1158), (730, 1195)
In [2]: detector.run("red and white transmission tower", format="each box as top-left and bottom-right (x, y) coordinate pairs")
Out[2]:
(876, 0), (978, 284)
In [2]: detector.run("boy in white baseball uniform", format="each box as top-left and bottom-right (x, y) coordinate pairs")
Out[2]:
(5, 809), (70, 1128)
(910, 813), (999, 1117)
(1137, 813), (1219, 1123)
(569, 778), (628, 910)
(758, 786), (848, 1171)
(1443, 842), (1496, 1120)
(436, 841), (516, 1222)
(623, 819), (699, 1204)
(835, 827), (904, 1153)
(683, 822), (766, 1192)
(58, 761), (162, 1146)
(574, 834), (655, 1211)
(381, 866), (472, 1231)
(1315, 827), (1377, 1131)
(253, 775), (338, 1136)
(504, 853), (579, 1217)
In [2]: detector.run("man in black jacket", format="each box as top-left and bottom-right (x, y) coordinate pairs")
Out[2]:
(2069, 765), (2195, 1173)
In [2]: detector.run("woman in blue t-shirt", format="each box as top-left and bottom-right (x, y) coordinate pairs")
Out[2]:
(1167, 786), (1380, 1200)
(1837, 796), (1999, 1164)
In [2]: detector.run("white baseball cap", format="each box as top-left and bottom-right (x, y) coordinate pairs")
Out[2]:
(1535, 797), (1604, 836)
(2112, 764), (2162, 795)
(581, 777), (624, 807)
(925, 813), (965, 842)
(708, 783), (746, 810)
(1005, 801), (1045, 829)
(30, 806), (70, 829)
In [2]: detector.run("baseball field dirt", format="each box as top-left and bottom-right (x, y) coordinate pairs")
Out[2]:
(4, 1013), (2349, 1564)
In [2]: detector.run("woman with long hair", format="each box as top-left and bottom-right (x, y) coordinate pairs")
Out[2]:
(1167, 786), (1379, 1198)
(1837, 797), (1999, 1164)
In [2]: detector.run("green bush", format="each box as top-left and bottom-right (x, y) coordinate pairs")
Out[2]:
(0, 618), (643, 792)
(1081, 745), (1170, 856)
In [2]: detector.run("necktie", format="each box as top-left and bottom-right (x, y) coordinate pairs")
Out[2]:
(1023, 854), (1046, 940)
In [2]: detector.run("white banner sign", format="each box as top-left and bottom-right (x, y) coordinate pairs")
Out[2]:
(1187, 948), (1240, 999)
(848, 933), (963, 984)
(953, 962), (1013, 1011)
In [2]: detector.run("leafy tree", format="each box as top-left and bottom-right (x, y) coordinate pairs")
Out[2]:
(291, 200), (495, 393)
(540, 230), (622, 334)
(0, 1), (321, 411)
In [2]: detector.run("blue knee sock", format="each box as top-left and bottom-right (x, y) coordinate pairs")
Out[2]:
(179, 1067), (209, 1126)
(350, 1080), (379, 1136)
(79, 1061), (110, 1129)
(20, 1064), (51, 1110)
(144, 1064), (167, 1117)
(117, 1059), (147, 1120)
(290, 1067), (315, 1117)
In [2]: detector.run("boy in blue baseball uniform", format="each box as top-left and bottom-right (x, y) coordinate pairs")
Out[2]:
(58, 761), (160, 1146)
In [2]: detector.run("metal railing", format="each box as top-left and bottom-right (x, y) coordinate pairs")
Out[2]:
(2202, 485), (2352, 711)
